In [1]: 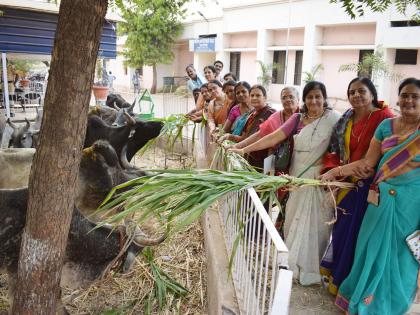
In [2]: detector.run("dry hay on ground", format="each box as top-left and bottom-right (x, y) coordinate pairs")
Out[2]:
(0, 147), (207, 314)
(64, 220), (206, 314)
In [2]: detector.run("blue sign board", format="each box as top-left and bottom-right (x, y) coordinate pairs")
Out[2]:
(193, 38), (215, 52)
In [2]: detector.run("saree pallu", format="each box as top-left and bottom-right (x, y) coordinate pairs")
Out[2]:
(336, 130), (420, 315)
(231, 111), (251, 136)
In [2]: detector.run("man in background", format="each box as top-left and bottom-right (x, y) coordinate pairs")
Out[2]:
(132, 69), (141, 94)
(186, 64), (205, 92)
(213, 60), (224, 81)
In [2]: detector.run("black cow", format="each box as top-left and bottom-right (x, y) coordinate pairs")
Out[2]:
(77, 140), (146, 218)
(106, 93), (136, 114)
(126, 119), (163, 162)
(84, 115), (162, 165)
(88, 105), (119, 125)
(0, 187), (165, 314)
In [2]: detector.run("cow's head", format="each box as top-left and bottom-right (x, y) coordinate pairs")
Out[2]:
(125, 119), (163, 162)
(7, 118), (33, 148)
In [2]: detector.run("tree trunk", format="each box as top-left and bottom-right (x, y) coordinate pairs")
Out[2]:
(12, 0), (107, 313)
(151, 63), (157, 94)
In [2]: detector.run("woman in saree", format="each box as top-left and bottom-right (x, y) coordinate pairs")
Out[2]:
(207, 80), (237, 140)
(322, 77), (420, 315)
(230, 81), (340, 284)
(226, 84), (276, 170)
(228, 86), (300, 152)
(320, 77), (394, 295)
(219, 81), (252, 140)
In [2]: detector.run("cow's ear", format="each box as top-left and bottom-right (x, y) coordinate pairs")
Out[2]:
(122, 249), (138, 273)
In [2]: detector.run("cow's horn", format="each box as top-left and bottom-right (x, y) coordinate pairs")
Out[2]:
(128, 98), (136, 112)
(6, 118), (17, 129)
(132, 226), (166, 246)
(124, 110), (136, 126)
(82, 146), (94, 157)
(24, 118), (31, 131)
(120, 144), (132, 169)
(114, 102), (120, 110)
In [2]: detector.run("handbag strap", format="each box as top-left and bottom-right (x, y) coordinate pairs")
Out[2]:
(290, 113), (301, 137)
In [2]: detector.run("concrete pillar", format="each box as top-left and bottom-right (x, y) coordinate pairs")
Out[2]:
(215, 32), (230, 74)
(256, 29), (271, 84)
(301, 24), (322, 86)
(374, 19), (393, 103)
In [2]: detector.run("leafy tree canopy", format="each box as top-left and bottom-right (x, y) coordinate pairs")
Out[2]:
(116, 0), (189, 68)
(330, 0), (420, 20)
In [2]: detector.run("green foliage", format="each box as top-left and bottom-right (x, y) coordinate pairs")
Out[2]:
(137, 114), (196, 155)
(116, 0), (189, 69)
(143, 247), (189, 314)
(303, 64), (324, 84)
(97, 169), (350, 234)
(339, 47), (403, 83)
(256, 60), (280, 89)
(12, 60), (38, 77)
(330, 0), (420, 21)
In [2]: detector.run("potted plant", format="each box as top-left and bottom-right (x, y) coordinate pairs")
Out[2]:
(13, 60), (32, 88)
(92, 58), (109, 102)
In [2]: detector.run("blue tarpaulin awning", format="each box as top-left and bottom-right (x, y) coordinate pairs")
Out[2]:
(0, 7), (117, 58)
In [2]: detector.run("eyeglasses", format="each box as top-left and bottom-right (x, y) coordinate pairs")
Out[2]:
(281, 95), (296, 101)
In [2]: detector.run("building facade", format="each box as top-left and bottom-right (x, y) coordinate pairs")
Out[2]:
(154, 0), (420, 108)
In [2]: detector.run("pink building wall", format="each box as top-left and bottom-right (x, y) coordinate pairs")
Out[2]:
(389, 52), (420, 107)
(271, 28), (304, 46)
(239, 52), (257, 84)
(321, 24), (376, 45)
(176, 42), (194, 76)
(321, 50), (358, 111)
(228, 32), (257, 48)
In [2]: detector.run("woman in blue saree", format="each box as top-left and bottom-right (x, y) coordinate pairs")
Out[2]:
(322, 77), (420, 315)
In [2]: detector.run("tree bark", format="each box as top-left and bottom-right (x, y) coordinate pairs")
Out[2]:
(12, 0), (107, 314)
(151, 63), (157, 94)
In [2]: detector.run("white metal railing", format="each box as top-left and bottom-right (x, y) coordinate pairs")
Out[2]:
(219, 188), (292, 315)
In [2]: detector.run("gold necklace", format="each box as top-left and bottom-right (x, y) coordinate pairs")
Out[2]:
(305, 110), (324, 119)
(351, 111), (373, 144)
(398, 117), (420, 135)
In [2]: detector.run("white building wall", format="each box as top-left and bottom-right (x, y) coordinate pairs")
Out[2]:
(149, 0), (420, 105)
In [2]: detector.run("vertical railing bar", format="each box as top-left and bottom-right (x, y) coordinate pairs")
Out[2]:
(256, 220), (267, 313)
(245, 201), (257, 312)
(268, 242), (278, 314)
(261, 236), (272, 315)
(251, 211), (262, 314)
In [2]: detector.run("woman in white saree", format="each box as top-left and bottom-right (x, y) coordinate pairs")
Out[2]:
(229, 81), (340, 285)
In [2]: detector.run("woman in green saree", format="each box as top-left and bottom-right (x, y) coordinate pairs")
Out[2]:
(322, 77), (420, 315)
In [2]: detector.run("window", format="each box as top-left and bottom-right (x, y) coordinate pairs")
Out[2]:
(390, 20), (419, 27)
(358, 50), (374, 78)
(230, 52), (241, 80)
(272, 51), (286, 84)
(395, 49), (417, 65)
(124, 64), (127, 76)
(293, 50), (303, 86)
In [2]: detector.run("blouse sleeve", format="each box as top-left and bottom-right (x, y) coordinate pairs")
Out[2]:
(227, 105), (239, 122)
(279, 113), (300, 138)
(374, 118), (392, 142)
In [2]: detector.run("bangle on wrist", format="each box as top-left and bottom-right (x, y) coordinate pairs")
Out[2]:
(338, 166), (344, 177)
